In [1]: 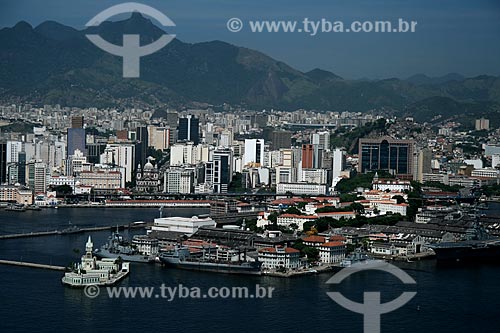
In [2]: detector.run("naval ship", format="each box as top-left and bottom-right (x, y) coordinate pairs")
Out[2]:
(159, 245), (262, 275)
(94, 232), (155, 263)
(430, 221), (500, 262)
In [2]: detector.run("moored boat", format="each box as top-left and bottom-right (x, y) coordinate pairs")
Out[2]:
(159, 245), (262, 275)
(94, 232), (157, 263)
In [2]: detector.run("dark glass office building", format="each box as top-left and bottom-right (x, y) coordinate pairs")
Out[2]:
(213, 149), (232, 194)
(67, 128), (86, 156)
(17, 151), (26, 185)
(358, 137), (415, 177)
(135, 126), (149, 168)
(86, 143), (107, 164)
(0, 142), (6, 183)
(178, 115), (200, 145)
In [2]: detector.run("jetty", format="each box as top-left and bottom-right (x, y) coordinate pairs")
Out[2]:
(0, 259), (65, 271)
(0, 222), (152, 240)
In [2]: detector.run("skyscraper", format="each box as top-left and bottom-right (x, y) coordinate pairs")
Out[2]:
(28, 160), (47, 193)
(243, 139), (264, 166)
(17, 151), (26, 185)
(414, 148), (432, 182)
(218, 130), (233, 147)
(67, 128), (86, 156)
(178, 115), (200, 144)
(71, 116), (84, 129)
(212, 148), (233, 194)
(475, 118), (490, 131)
(136, 126), (149, 168)
(0, 142), (7, 184)
(271, 131), (292, 150)
(358, 137), (415, 177)
(166, 111), (179, 129)
(332, 148), (346, 179)
(301, 144), (314, 169)
(311, 131), (330, 150)
(6, 141), (22, 184)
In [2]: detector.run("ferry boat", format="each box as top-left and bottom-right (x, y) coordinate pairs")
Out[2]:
(62, 236), (129, 287)
(159, 245), (262, 275)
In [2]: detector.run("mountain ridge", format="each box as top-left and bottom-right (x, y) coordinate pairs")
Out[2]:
(1, 15), (499, 122)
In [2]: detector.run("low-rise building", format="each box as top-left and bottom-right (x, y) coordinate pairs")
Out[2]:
(258, 246), (301, 270)
(276, 182), (328, 196)
(277, 214), (318, 230)
(317, 211), (356, 220)
(150, 216), (216, 236)
(0, 185), (33, 204)
(372, 179), (412, 192)
(318, 241), (346, 264)
(78, 170), (121, 192)
(132, 235), (159, 256)
(370, 242), (398, 256)
(471, 168), (499, 179)
(370, 201), (408, 216)
(303, 235), (326, 247)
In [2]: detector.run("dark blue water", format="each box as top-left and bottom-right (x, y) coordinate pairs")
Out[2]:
(1, 207), (500, 332)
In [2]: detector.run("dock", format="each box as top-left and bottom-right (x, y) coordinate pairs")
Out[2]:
(0, 222), (152, 240)
(0, 259), (65, 271)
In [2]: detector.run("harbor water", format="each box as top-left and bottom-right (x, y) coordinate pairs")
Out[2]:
(1, 206), (500, 332)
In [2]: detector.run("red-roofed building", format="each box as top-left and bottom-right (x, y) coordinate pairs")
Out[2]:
(258, 246), (301, 270)
(329, 235), (347, 242)
(319, 241), (346, 264)
(303, 235), (326, 247)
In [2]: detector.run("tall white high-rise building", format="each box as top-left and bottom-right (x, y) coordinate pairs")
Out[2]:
(99, 144), (134, 185)
(311, 131), (330, 150)
(163, 168), (194, 194)
(243, 139), (264, 167)
(6, 141), (22, 184)
(169, 143), (204, 166)
(332, 148), (346, 179)
(66, 149), (88, 176)
(148, 125), (171, 151)
(218, 129), (233, 147)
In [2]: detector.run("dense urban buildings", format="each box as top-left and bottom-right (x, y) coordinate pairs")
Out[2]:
(1, 103), (499, 202)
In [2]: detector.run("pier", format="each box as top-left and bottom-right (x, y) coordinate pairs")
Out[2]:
(0, 222), (152, 240)
(0, 259), (65, 271)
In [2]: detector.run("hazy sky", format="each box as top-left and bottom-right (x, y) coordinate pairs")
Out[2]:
(1, 0), (500, 79)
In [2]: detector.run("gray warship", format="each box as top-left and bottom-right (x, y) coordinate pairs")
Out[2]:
(94, 232), (156, 263)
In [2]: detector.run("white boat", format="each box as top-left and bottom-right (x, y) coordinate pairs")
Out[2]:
(62, 236), (130, 287)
